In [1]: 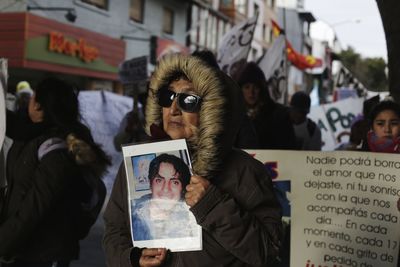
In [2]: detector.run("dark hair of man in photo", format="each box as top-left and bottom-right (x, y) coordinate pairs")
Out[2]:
(148, 153), (191, 199)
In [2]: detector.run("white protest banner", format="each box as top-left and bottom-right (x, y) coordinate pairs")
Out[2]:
(247, 149), (400, 267)
(309, 97), (363, 151)
(258, 34), (287, 103)
(217, 13), (258, 77)
(79, 91), (133, 192)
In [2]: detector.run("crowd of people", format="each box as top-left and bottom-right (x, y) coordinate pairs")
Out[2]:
(0, 50), (399, 267)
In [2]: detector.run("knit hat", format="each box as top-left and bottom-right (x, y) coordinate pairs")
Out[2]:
(16, 81), (33, 97)
(290, 91), (311, 114)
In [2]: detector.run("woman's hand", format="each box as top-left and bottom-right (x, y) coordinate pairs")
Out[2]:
(139, 248), (167, 267)
(397, 198), (400, 212)
(185, 175), (210, 207)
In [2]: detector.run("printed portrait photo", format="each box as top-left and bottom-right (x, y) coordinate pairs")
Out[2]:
(131, 152), (197, 241)
(123, 139), (202, 251)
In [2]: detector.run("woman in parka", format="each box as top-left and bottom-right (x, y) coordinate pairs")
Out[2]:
(0, 77), (110, 267)
(103, 54), (282, 267)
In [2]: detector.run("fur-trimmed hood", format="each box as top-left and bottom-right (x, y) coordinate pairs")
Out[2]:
(66, 133), (109, 178)
(145, 54), (245, 179)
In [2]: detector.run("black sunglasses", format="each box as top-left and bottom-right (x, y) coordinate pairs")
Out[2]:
(158, 89), (202, 113)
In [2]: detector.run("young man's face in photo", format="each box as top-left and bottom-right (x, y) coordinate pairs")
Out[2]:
(151, 162), (182, 201)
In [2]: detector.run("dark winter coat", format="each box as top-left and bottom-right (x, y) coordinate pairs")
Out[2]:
(0, 114), (107, 263)
(252, 102), (297, 150)
(236, 61), (296, 150)
(103, 54), (282, 267)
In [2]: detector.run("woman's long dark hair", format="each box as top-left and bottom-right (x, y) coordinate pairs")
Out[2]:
(34, 77), (110, 168)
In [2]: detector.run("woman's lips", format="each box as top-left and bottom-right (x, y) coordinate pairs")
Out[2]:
(169, 121), (183, 127)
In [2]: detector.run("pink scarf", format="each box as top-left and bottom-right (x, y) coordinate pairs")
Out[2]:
(367, 130), (400, 153)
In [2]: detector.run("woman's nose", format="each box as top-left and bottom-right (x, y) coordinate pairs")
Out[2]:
(384, 123), (391, 133)
(170, 98), (181, 115)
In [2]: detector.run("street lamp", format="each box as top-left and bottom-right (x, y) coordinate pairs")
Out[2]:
(27, 6), (77, 23)
(310, 18), (361, 52)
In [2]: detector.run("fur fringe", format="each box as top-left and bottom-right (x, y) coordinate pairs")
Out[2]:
(146, 54), (240, 179)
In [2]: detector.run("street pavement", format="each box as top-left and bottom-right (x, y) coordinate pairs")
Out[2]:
(70, 216), (107, 267)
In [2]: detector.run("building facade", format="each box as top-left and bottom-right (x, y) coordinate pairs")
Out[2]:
(1, 0), (281, 92)
(0, 0), (189, 92)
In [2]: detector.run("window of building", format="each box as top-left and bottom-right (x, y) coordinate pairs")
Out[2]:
(269, 27), (273, 41)
(235, 0), (247, 15)
(265, 24), (271, 42)
(209, 16), (218, 51)
(81, 0), (108, 10)
(130, 0), (144, 23)
(263, 23), (267, 41)
(189, 3), (232, 52)
(162, 7), (174, 34)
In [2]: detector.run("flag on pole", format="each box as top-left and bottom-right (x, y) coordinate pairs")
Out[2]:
(271, 20), (282, 37)
(217, 13), (258, 79)
(258, 34), (287, 103)
(271, 20), (322, 70)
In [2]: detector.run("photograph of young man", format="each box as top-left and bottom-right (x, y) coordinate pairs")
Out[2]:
(131, 153), (196, 241)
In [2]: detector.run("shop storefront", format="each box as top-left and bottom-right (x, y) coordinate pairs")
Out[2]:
(0, 12), (125, 92)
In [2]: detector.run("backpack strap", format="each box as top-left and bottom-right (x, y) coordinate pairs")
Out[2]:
(38, 138), (68, 161)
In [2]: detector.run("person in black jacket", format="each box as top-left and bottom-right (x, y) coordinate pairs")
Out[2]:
(0, 77), (110, 267)
(237, 62), (296, 150)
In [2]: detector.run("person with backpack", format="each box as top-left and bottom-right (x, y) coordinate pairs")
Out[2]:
(289, 91), (322, 151)
(0, 77), (110, 267)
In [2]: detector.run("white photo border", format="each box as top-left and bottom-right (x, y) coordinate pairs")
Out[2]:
(122, 139), (202, 252)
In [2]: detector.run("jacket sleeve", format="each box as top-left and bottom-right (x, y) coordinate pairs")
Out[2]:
(310, 126), (322, 151)
(0, 150), (76, 257)
(103, 165), (139, 267)
(190, 156), (282, 267)
(275, 108), (297, 150)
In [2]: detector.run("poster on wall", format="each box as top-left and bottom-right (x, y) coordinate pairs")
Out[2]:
(118, 56), (148, 84)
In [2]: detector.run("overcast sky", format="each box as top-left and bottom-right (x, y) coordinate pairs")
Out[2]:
(304, 0), (387, 61)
